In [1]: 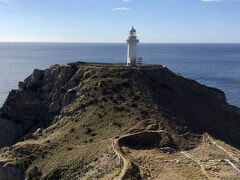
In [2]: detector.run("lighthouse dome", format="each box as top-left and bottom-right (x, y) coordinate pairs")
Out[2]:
(129, 26), (136, 33)
(129, 26), (136, 36)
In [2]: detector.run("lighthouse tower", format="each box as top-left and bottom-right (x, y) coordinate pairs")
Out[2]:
(127, 27), (139, 66)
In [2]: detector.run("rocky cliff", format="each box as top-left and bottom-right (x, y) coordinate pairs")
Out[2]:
(0, 62), (239, 179)
(0, 62), (82, 148)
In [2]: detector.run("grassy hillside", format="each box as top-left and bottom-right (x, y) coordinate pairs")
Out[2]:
(0, 66), (156, 179)
(0, 64), (239, 179)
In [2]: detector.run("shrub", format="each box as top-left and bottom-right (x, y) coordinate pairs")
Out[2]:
(133, 95), (141, 101)
(85, 127), (92, 134)
(116, 94), (126, 102)
(70, 128), (75, 133)
(113, 105), (125, 112)
(100, 96), (108, 102)
(112, 122), (122, 128)
(140, 110), (149, 118)
(28, 166), (42, 179)
(98, 113), (103, 118)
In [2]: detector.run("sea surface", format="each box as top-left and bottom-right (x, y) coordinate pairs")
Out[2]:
(0, 43), (239, 107)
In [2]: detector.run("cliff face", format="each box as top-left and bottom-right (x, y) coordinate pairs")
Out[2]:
(0, 62), (81, 148)
(0, 63), (239, 179)
(0, 161), (24, 180)
(139, 68), (240, 147)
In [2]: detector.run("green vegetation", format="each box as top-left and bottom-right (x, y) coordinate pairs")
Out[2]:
(0, 64), (239, 180)
(1, 66), (150, 179)
(1, 64), (238, 179)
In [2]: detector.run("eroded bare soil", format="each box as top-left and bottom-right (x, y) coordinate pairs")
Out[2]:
(115, 133), (240, 180)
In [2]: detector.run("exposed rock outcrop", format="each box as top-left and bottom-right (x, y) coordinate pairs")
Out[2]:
(138, 67), (240, 147)
(0, 62), (84, 148)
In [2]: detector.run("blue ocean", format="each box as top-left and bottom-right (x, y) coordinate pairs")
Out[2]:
(0, 43), (239, 107)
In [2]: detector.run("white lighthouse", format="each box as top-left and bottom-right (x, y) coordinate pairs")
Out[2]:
(127, 27), (139, 66)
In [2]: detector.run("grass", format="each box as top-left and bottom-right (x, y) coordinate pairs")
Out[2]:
(0, 64), (239, 180)
(4, 66), (147, 179)
(0, 65), (206, 179)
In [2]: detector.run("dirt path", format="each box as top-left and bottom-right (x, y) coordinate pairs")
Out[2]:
(112, 130), (166, 179)
(112, 132), (240, 180)
(111, 71), (240, 179)
(203, 134), (240, 175)
(180, 151), (214, 180)
(204, 134), (239, 163)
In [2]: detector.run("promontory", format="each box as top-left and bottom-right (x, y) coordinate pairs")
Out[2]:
(0, 62), (239, 180)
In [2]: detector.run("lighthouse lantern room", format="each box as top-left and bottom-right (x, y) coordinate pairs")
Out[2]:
(127, 27), (139, 66)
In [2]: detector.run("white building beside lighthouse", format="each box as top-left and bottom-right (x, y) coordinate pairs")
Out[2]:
(127, 27), (139, 66)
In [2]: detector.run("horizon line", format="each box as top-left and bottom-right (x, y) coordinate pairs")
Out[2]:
(0, 41), (240, 44)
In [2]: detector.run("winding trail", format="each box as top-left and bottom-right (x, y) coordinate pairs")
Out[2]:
(111, 70), (240, 179)
(204, 134), (239, 163)
(204, 134), (240, 174)
(112, 132), (240, 179)
(112, 130), (167, 180)
(180, 151), (214, 180)
(112, 139), (139, 180)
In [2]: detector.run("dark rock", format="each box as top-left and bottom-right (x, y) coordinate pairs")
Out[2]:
(41, 82), (54, 92)
(140, 67), (240, 147)
(49, 92), (63, 113)
(0, 162), (24, 180)
(44, 69), (53, 82)
(27, 166), (42, 180)
(51, 68), (60, 81)
(62, 89), (77, 109)
(159, 147), (176, 154)
(0, 64), (78, 148)
(32, 69), (44, 81)
(23, 132), (37, 140)
(46, 169), (61, 180)
(18, 82), (25, 89)
(0, 118), (21, 147)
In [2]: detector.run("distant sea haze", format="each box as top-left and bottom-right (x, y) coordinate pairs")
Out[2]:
(0, 43), (240, 107)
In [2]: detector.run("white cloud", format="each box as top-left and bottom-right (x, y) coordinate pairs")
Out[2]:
(122, 0), (131, 2)
(112, 7), (130, 11)
(0, 0), (16, 8)
(0, 0), (15, 5)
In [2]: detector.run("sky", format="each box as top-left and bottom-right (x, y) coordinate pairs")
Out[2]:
(0, 0), (240, 43)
